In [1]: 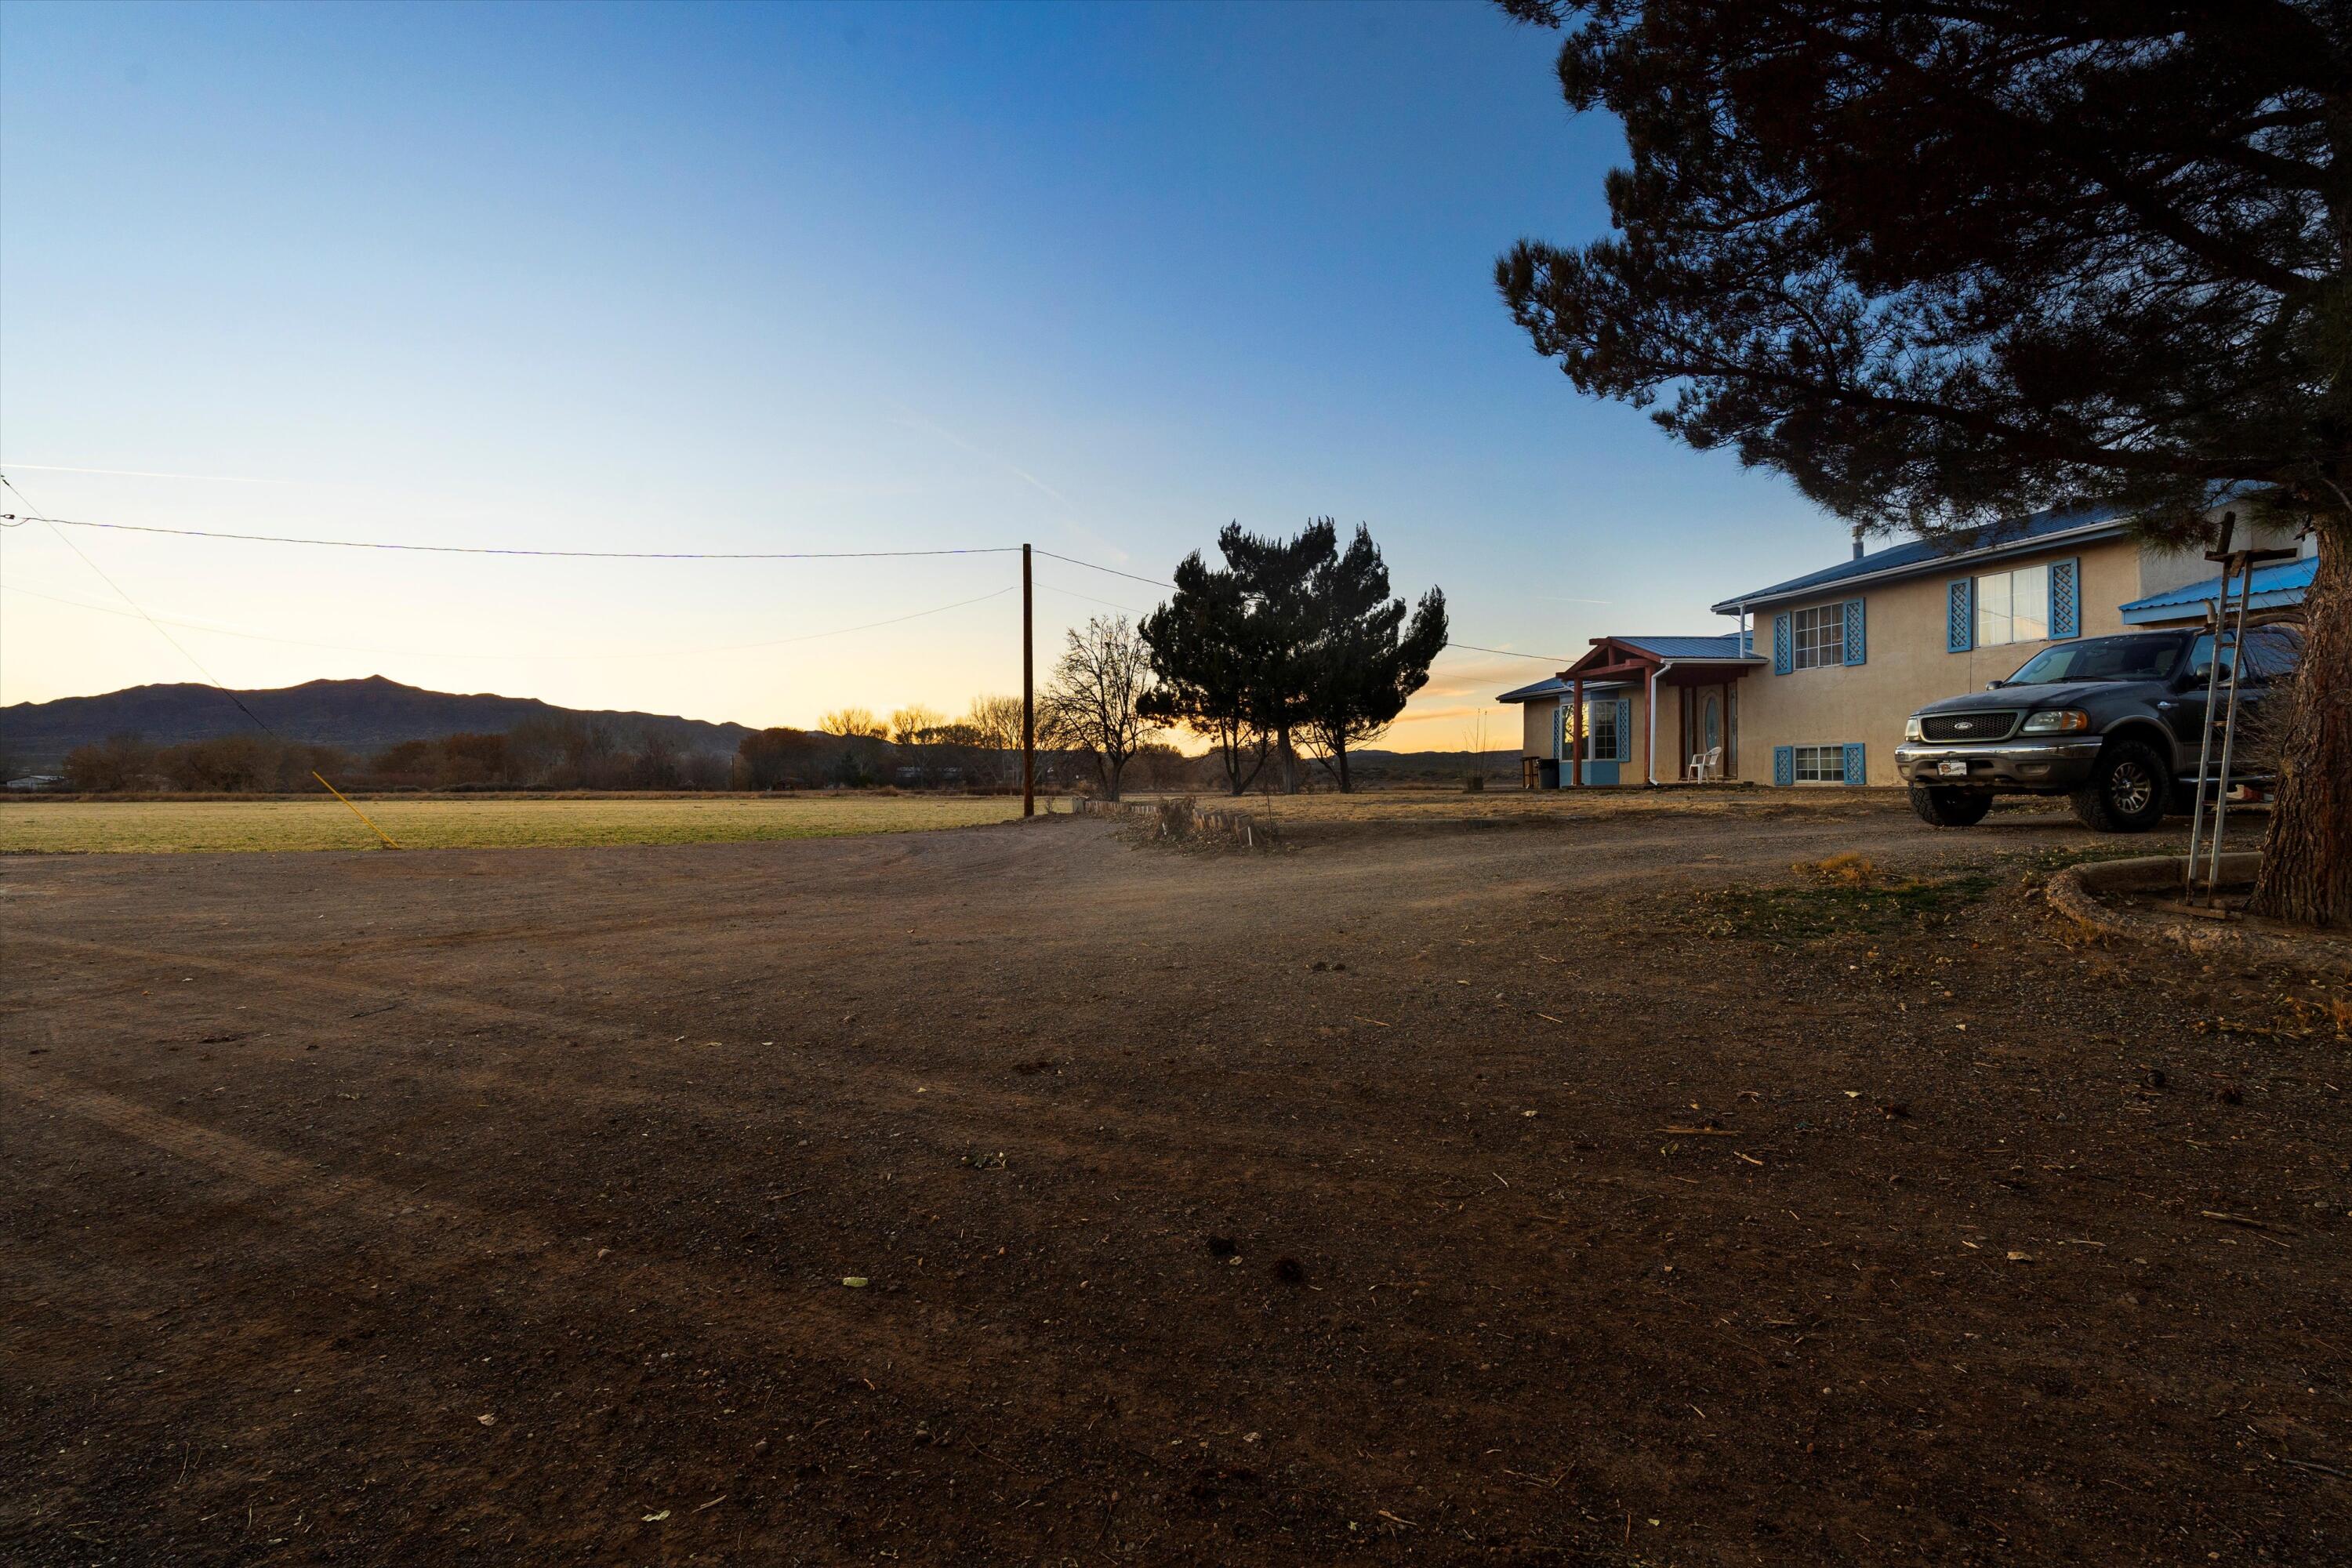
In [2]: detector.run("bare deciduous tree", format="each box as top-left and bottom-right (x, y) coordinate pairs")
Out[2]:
(818, 707), (889, 739)
(963, 693), (1025, 789)
(889, 704), (946, 746)
(1040, 615), (1160, 801)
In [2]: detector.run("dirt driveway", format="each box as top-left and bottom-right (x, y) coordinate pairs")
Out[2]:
(4, 802), (2347, 1565)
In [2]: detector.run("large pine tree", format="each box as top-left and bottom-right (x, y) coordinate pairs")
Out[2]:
(1300, 523), (1450, 793)
(1495, 1), (2348, 924)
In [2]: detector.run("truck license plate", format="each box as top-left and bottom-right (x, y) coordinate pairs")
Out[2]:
(1937, 759), (1969, 778)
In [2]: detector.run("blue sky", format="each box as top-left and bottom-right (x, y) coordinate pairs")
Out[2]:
(1, 0), (1838, 746)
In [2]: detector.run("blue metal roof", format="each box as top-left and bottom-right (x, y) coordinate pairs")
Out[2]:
(1616, 633), (1759, 661)
(1708, 500), (2137, 614)
(1495, 675), (1570, 703)
(2120, 555), (2316, 623)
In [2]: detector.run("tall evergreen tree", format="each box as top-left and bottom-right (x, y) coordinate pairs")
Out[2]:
(1300, 524), (1450, 793)
(1140, 547), (1272, 795)
(1143, 520), (1449, 795)
(1215, 520), (1336, 793)
(1494, 1), (2349, 924)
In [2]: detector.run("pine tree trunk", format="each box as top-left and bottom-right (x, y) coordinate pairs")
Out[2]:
(2247, 520), (2352, 927)
(1334, 740), (1352, 793)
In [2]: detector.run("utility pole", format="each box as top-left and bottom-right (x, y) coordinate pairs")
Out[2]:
(1022, 542), (1035, 817)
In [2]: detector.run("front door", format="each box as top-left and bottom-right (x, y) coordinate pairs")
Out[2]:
(1581, 695), (1622, 786)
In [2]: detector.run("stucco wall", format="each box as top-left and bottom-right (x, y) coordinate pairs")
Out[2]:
(1733, 535), (2144, 786)
(2133, 516), (2302, 601)
(1518, 698), (1559, 759)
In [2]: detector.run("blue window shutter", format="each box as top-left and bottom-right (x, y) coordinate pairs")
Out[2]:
(2049, 557), (2080, 639)
(1615, 697), (1632, 763)
(1552, 704), (1566, 760)
(1772, 745), (1795, 787)
(1842, 742), (1866, 786)
(1773, 612), (1792, 674)
(1947, 579), (1974, 652)
(1842, 597), (1867, 666)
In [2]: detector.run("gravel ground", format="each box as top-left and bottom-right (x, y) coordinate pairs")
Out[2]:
(3, 802), (2347, 1565)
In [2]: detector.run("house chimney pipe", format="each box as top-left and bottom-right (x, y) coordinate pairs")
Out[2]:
(1851, 526), (1865, 561)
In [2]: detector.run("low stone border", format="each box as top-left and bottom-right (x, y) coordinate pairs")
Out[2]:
(2045, 852), (2352, 971)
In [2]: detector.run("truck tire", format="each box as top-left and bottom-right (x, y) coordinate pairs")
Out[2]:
(1908, 785), (1992, 827)
(2071, 739), (2168, 833)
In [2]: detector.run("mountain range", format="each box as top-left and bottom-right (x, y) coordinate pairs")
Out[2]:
(1, 675), (1523, 780)
(0, 677), (757, 770)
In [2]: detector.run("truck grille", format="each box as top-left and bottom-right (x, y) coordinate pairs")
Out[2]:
(1920, 710), (2022, 742)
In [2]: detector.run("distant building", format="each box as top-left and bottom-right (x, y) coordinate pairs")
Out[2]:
(5, 774), (67, 792)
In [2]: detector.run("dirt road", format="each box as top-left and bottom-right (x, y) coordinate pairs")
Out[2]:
(5, 804), (2347, 1564)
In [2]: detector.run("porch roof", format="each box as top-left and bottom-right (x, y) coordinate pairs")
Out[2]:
(1615, 633), (1759, 661)
(1495, 675), (1571, 703)
(1499, 633), (1763, 704)
(1562, 634), (1764, 683)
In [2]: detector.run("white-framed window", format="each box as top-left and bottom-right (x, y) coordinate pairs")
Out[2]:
(1975, 562), (2051, 648)
(1792, 604), (1842, 669)
(1584, 699), (1618, 758)
(1793, 744), (1846, 783)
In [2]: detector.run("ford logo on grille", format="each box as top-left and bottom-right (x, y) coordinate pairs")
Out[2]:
(1953, 720), (1974, 731)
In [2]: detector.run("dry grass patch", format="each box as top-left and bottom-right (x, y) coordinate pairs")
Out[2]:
(0, 795), (1024, 854)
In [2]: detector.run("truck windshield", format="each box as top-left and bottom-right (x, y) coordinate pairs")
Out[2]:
(2006, 634), (2185, 685)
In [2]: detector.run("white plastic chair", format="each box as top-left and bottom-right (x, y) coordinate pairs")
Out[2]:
(1688, 744), (1722, 782)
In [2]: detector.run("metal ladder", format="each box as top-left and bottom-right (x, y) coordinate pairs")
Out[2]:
(2181, 514), (2298, 906)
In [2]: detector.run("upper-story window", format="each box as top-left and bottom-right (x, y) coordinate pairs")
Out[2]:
(1976, 563), (2051, 647)
(1791, 604), (1842, 669)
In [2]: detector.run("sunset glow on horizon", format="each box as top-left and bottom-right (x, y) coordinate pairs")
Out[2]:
(2, 1), (1849, 750)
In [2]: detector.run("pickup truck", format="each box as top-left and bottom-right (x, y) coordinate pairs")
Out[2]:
(1893, 626), (2303, 832)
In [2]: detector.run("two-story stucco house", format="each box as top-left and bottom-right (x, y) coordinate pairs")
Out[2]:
(1501, 502), (2313, 789)
(1712, 503), (2313, 786)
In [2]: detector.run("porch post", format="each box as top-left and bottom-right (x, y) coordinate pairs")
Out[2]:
(1570, 678), (1584, 787)
(1645, 662), (1658, 786)
(1722, 680), (1734, 777)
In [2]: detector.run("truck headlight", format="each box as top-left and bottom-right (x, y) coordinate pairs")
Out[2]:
(1903, 717), (1923, 742)
(2021, 709), (2090, 734)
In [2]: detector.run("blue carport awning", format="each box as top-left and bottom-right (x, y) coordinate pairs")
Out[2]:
(2120, 556), (2316, 624)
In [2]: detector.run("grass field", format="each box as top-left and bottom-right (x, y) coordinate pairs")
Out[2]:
(0, 794), (1028, 853)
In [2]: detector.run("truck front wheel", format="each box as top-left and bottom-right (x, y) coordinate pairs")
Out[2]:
(2070, 739), (2168, 833)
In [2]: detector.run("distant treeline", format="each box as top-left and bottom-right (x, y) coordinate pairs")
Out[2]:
(45, 684), (1513, 796)
(52, 706), (1200, 795)
(59, 716), (741, 794)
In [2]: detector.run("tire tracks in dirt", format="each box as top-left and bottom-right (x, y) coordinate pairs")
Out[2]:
(2, 926), (1708, 1221)
(0, 1054), (1450, 1528)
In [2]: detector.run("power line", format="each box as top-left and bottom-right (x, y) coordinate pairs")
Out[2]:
(4, 489), (1578, 667)
(1030, 547), (1173, 590)
(2, 474), (285, 742)
(1033, 579), (1145, 616)
(1443, 641), (1573, 663)
(0, 510), (1022, 561)
(1, 579), (1015, 661)
(1, 477), (419, 843)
